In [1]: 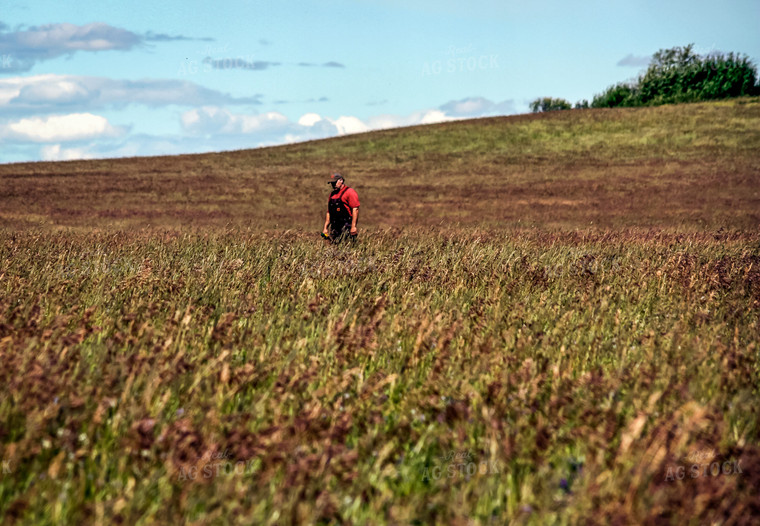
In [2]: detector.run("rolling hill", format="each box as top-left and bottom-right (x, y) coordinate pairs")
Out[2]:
(2, 98), (759, 232)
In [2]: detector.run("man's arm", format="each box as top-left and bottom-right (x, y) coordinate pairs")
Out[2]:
(350, 208), (359, 235)
(323, 212), (330, 235)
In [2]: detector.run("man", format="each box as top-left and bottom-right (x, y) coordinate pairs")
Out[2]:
(323, 172), (360, 243)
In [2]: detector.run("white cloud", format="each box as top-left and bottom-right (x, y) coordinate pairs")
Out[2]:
(164, 97), (519, 159)
(2, 113), (123, 142)
(181, 106), (230, 134)
(0, 23), (140, 73)
(0, 74), (260, 115)
(12, 78), (90, 104)
(419, 110), (451, 124)
(0, 22), (209, 73)
(1, 95), (521, 163)
(181, 107), (291, 135)
(298, 112), (322, 126)
(239, 112), (290, 134)
(176, 97), (514, 152)
(330, 116), (369, 135)
(440, 97), (491, 116)
(297, 113), (368, 134)
(40, 144), (96, 161)
(364, 109), (458, 130)
(438, 97), (516, 117)
(0, 22), (335, 77)
(181, 107), (377, 140)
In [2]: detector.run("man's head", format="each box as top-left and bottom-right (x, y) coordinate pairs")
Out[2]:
(327, 172), (344, 189)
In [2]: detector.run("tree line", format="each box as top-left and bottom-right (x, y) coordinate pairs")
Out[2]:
(530, 44), (760, 112)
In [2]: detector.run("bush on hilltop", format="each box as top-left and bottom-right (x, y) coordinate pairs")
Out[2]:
(590, 44), (760, 108)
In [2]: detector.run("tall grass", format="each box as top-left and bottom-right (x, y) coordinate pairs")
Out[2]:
(1, 228), (758, 524)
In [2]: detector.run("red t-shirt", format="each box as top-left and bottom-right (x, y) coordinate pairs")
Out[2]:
(329, 186), (360, 215)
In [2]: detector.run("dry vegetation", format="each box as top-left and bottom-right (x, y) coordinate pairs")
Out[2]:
(1, 99), (759, 524)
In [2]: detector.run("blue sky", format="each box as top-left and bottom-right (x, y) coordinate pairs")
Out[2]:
(1, 0), (758, 163)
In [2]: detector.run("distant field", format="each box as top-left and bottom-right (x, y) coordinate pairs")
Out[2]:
(1, 98), (759, 232)
(1, 101), (759, 524)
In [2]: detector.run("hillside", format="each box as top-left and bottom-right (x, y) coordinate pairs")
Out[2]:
(2, 98), (759, 232)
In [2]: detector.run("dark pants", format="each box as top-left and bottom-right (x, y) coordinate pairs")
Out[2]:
(330, 223), (356, 244)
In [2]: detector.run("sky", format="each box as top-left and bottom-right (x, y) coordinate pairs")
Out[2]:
(0, 0), (758, 164)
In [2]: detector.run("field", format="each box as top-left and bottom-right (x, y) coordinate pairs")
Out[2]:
(2, 98), (759, 232)
(1, 99), (760, 524)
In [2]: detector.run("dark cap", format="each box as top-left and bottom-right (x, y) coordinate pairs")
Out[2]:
(327, 172), (344, 184)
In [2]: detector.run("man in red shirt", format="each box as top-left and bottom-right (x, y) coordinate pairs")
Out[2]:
(323, 172), (360, 243)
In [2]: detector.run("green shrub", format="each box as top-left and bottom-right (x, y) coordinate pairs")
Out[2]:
(530, 97), (572, 113)
(590, 83), (638, 108)
(592, 44), (760, 108)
